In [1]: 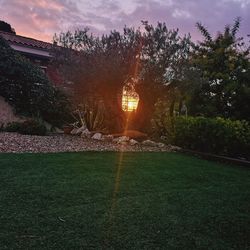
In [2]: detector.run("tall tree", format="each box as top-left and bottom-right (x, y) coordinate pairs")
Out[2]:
(190, 18), (250, 120)
(53, 28), (142, 132)
(53, 23), (195, 132)
(134, 22), (194, 131)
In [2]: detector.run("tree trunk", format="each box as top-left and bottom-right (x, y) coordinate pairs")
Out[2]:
(169, 97), (176, 117)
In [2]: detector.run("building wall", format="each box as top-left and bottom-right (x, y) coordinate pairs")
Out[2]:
(0, 96), (23, 125)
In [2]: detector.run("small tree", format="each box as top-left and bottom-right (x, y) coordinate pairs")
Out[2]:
(190, 18), (250, 120)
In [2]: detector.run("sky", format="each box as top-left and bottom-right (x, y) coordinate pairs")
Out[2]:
(0, 0), (249, 42)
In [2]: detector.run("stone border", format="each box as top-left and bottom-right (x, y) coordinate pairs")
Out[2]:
(181, 149), (250, 167)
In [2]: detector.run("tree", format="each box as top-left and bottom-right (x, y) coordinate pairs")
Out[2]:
(134, 22), (195, 131)
(0, 20), (16, 34)
(53, 22), (195, 132)
(190, 17), (250, 120)
(53, 28), (142, 132)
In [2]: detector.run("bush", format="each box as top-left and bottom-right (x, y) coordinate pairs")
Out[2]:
(0, 36), (72, 127)
(5, 122), (21, 132)
(18, 120), (47, 136)
(4, 120), (47, 136)
(174, 116), (250, 159)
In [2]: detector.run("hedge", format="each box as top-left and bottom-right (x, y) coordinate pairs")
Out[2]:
(174, 116), (250, 160)
(5, 120), (47, 136)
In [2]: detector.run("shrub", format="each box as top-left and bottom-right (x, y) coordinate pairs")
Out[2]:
(0, 36), (71, 127)
(174, 116), (250, 159)
(0, 123), (4, 131)
(4, 120), (47, 136)
(19, 120), (47, 136)
(5, 122), (21, 132)
(151, 99), (175, 143)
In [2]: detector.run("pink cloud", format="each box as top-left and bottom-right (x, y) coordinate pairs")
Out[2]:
(0, 0), (249, 43)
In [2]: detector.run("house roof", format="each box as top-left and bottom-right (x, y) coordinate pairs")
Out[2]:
(0, 31), (52, 50)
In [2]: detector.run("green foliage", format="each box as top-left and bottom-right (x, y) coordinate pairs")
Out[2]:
(4, 120), (47, 136)
(190, 18), (250, 120)
(0, 36), (71, 127)
(151, 99), (175, 142)
(174, 116), (250, 159)
(134, 22), (197, 130)
(0, 123), (4, 132)
(53, 28), (141, 132)
(5, 122), (21, 132)
(53, 22), (196, 132)
(18, 120), (47, 136)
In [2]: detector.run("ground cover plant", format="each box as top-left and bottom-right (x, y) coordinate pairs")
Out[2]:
(0, 152), (249, 249)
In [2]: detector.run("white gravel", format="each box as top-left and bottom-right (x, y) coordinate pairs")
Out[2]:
(0, 132), (177, 153)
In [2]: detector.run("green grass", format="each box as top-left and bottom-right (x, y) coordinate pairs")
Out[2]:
(0, 152), (249, 249)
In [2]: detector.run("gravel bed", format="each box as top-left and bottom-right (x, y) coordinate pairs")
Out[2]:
(0, 132), (175, 153)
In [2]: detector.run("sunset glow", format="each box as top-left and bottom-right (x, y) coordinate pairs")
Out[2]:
(0, 0), (249, 43)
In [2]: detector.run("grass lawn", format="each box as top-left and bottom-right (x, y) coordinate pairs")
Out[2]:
(0, 152), (249, 249)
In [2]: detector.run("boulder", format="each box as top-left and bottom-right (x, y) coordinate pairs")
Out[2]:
(53, 127), (64, 134)
(157, 142), (165, 148)
(119, 141), (128, 146)
(112, 130), (147, 141)
(129, 139), (139, 146)
(169, 145), (181, 151)
(142, 140), (158, 147)
(92, 133), (103, 140)
(81, 129), (91, 138)
(160, 135), (168, 141)
(102, 134), (114, 141)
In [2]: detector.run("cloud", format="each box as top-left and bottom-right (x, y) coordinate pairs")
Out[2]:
(0, 0), (249, 42)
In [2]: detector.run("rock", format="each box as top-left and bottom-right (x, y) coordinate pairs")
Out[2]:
(113, 136), (130, 144)
(102, 134), (114, 141)
(92, 133), (103, 140)
(81, 129), (91, 138)
(169, 145), (181, 151)
(119, 141), (128, 146)
(129, 139), (139, 146)
(157, 142), (165, 148)
(0, 132), (173, 153)
(142, 140), (157, 147)
(160, 136), (168, 141)
(54, 127), (64, 134)
(112, 130), (147, 140)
